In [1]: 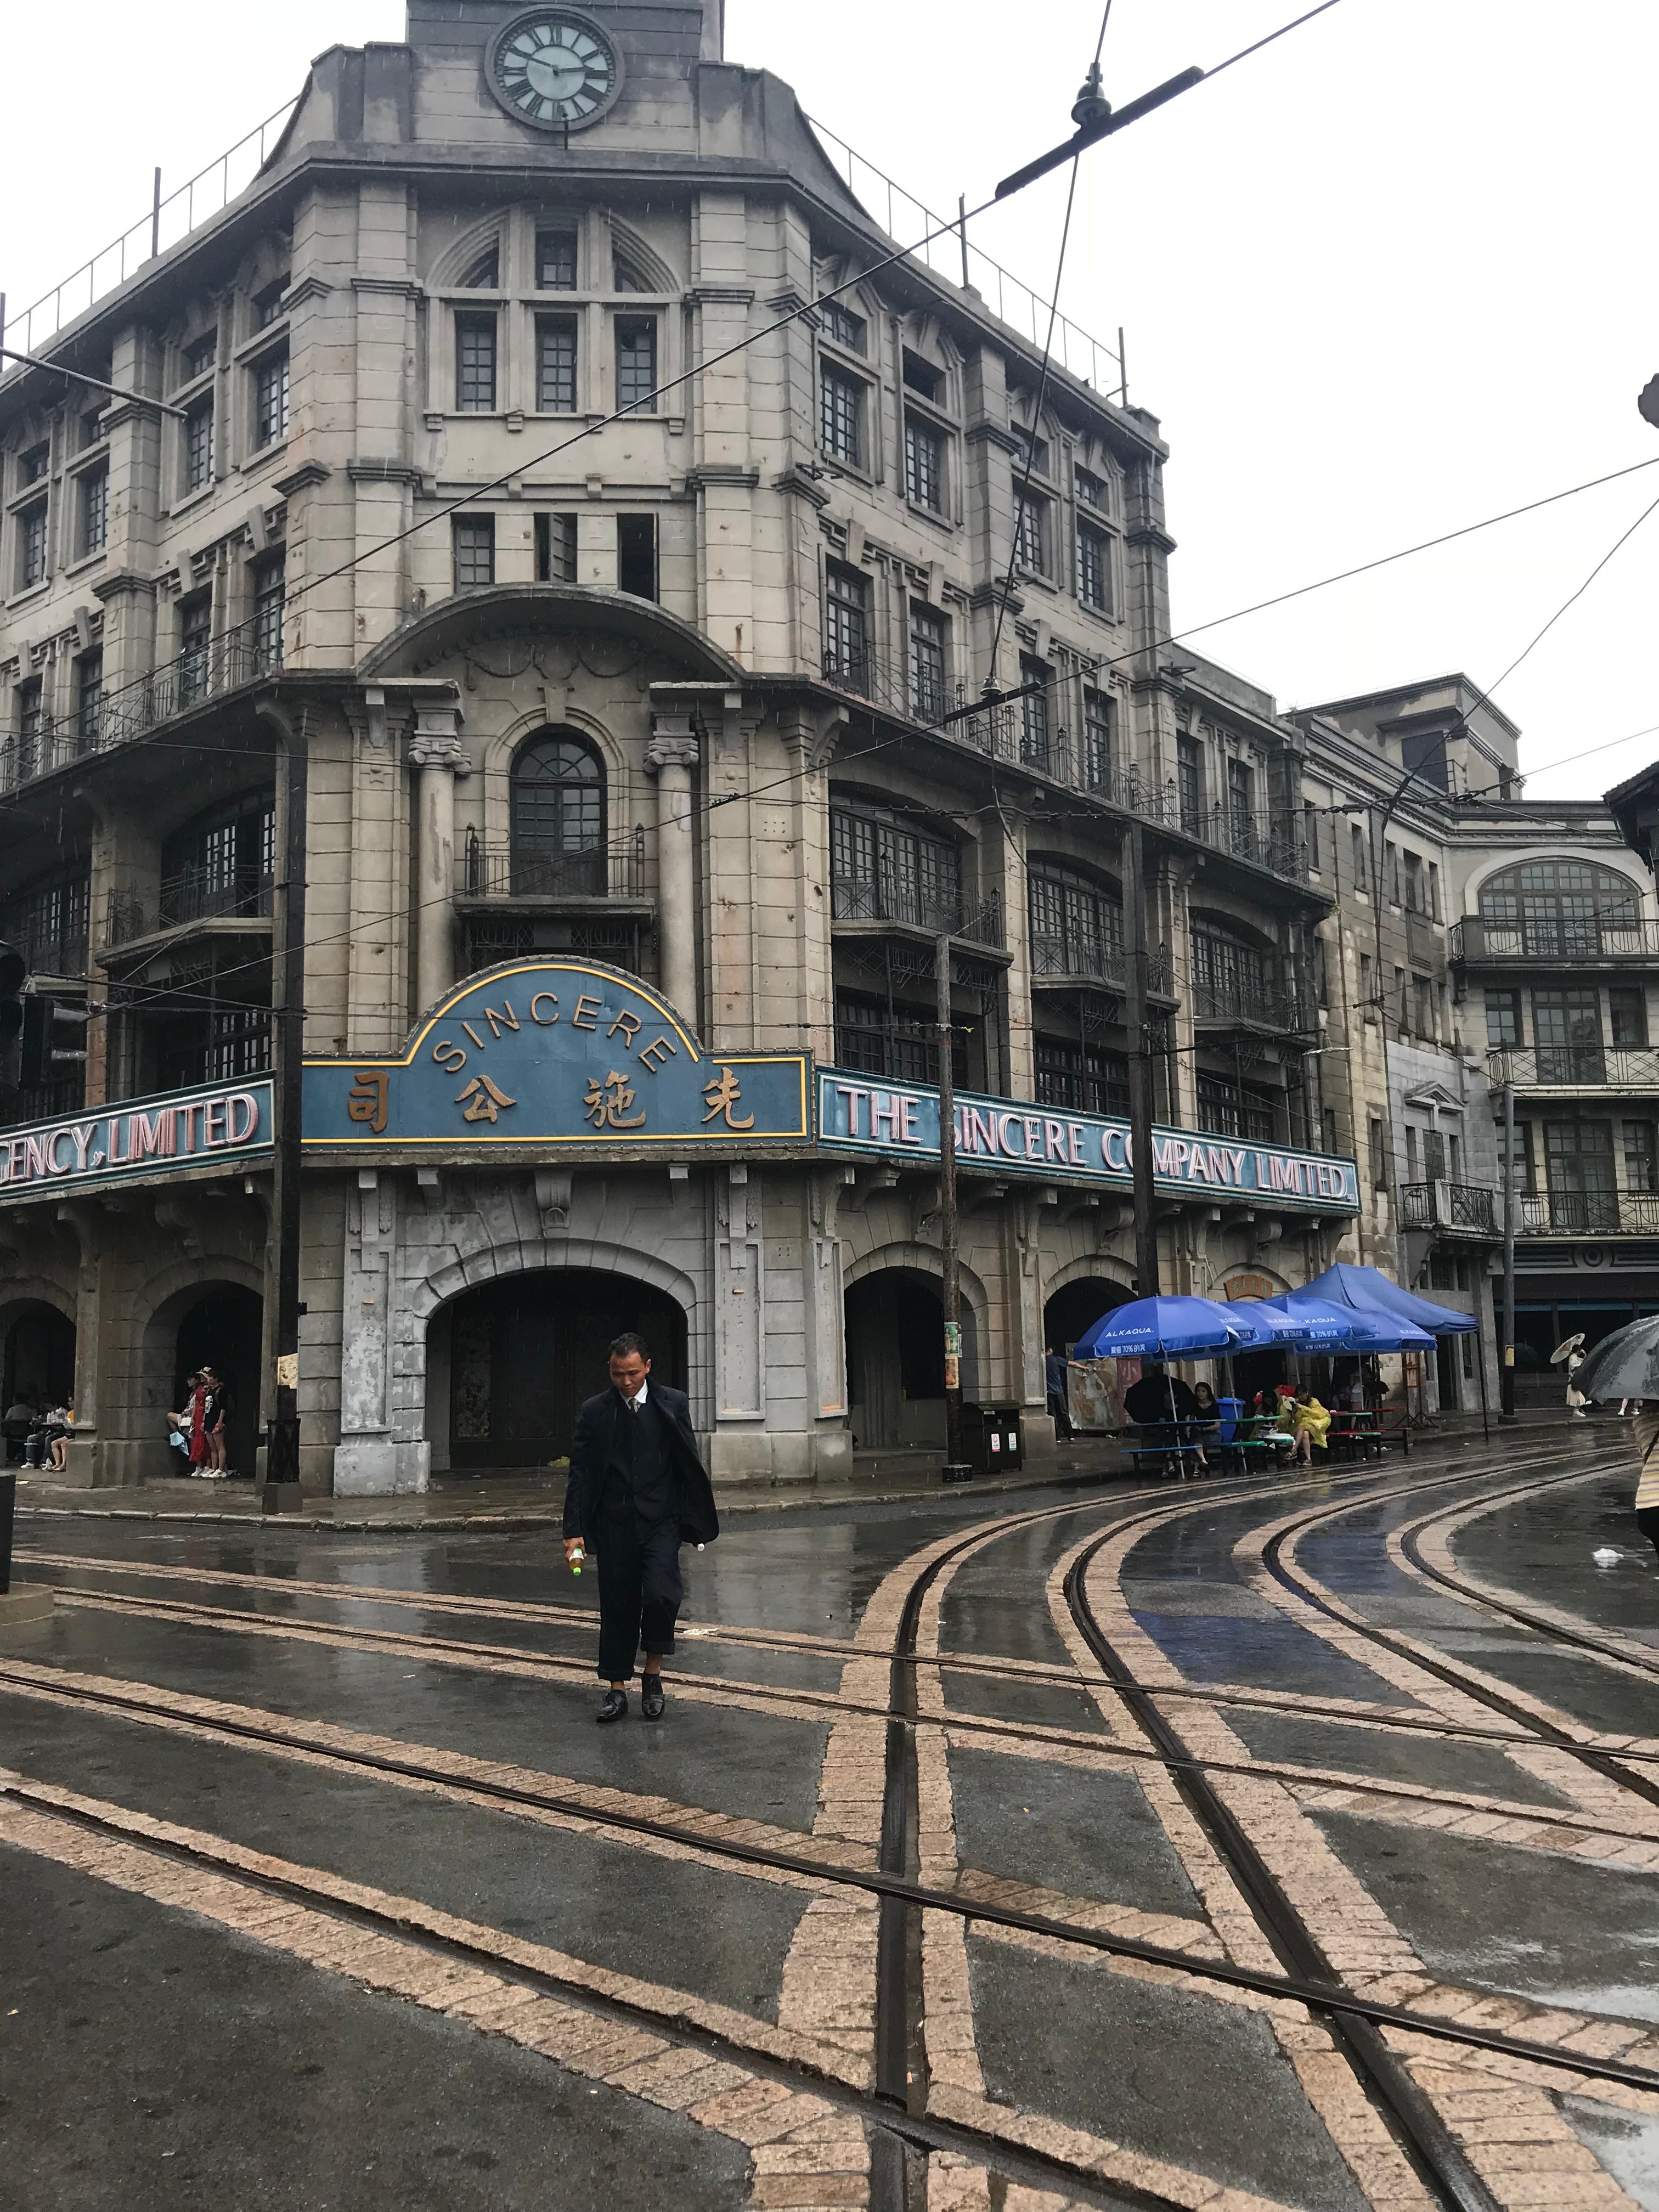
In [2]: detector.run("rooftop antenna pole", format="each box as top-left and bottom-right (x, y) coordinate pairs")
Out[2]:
(958, 196), (970, 290)
(150, 168), (162, 261)
(1118, 326), (1128, 409)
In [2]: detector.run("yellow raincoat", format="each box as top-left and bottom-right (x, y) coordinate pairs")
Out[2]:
(1293, 1396), (1331, 1452)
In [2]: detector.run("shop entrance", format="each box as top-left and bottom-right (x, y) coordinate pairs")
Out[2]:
(174, 1286), (264, 1476)
(845, 1268), (978, 1451)
(2, 1302), (76, 1418)
(1042, 1276), (1131, 1357)
(438, 1269), (689, 1472)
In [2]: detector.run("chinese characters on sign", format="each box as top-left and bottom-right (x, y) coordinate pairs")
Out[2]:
(456, 1075), (517, 1125)
(347, 1070), (389, 1135)
(701, 1066), (754, 1131)
(584, 1070), (646, 1130)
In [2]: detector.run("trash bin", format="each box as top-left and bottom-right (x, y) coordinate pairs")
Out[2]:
(1216, 1396), (1244, 1444)
(961, 1406), (1024, 1476)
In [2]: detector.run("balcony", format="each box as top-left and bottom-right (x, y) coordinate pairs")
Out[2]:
(1453, 916), (1659, 966)
(1029, 930), (1173, 998)
(831, 876), (1006, 952)
(0, 639), (279, 797)
(104, 869), (274, 952)
(1488, 1046), (1659, 1093)
(1189, 970), (1314, 1036)
(458, 828), (645, 904)
(1516, 1191), (1659, 1237)
(1400, 1181), (1500, 1237)
(819, 648), (1312, 891)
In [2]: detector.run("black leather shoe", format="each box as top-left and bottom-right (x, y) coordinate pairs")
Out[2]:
(641, 1675), (665, 1722)
(596, 1689), (628, 1725)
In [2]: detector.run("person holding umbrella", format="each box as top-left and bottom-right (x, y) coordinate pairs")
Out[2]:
(1554, 1333), (1590, 1418)
(1564, 1320), (1659, 1568)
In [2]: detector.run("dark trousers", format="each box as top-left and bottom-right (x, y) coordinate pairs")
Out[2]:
(595, 1511), (682, 1681)
(1639, 1507), (1659, 1565)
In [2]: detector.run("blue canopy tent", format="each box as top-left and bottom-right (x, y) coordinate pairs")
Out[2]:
(1298, 1263), (1486, 1441)
(1268, 1294), (1435, 1354)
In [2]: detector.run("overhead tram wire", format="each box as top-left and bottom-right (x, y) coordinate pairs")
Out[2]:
(8, 0), (1350, 765)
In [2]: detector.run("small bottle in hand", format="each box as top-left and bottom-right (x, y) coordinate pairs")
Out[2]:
(565, 1537), (586, 1577)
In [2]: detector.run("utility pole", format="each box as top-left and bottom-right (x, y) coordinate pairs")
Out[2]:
(1500, 1079), (1517, 1420)
(1125, 820), (1160, 1295)
(262, 718), (308, 1513)
(936, 936), (971, 1482)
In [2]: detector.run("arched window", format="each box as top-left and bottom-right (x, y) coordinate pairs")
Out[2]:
(510, 732), (605, 896)
(1479, 859), (1641, 957)
(1027, 861), (1123, 984)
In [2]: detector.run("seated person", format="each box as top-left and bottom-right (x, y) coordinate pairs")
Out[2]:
(1190, 1380), (1221, 1471)
(1290, 1386), (1331, 1465)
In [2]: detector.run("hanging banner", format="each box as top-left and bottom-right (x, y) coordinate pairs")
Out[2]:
(817, 1069), (1358, 1214)
(304, 962), (811, 1151)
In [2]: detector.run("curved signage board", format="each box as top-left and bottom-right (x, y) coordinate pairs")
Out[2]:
(304, 961), (811, 1151)
(817, 1069), (1359, 1213)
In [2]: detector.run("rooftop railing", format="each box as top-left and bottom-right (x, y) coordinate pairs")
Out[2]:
(0, 100), (299, 374)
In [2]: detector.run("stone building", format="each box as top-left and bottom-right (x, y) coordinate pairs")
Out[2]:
(0, 0), (1389, 1495)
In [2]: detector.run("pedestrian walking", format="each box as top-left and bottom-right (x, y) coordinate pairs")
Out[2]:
(1045, 1346), (1073, 1441)
(562, 1331), (719, 1724)
(200, 1369), (230, 1475)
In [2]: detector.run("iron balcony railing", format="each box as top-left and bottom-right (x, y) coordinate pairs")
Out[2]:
(0, 639), (279, 798)
(459, 827), (645, 902)
(1400, 1181), (1500, 1234)
(831, 874), (1006, 950)
(104, 870), (274, 950)
(1188, 970), (1313, 1034)
(1488, 1046), (1659, 1090)
(4, 917), (90, 981)
(1453, 915), (1659, 963)
(821, 647), (1311, 890)
(1028, 930), (1173, 998)
(1516, 1190), (1659, 1236)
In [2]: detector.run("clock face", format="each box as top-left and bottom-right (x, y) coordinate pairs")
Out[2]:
(489, 12), (620, 132)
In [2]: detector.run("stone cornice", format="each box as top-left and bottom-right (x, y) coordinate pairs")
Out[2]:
(91, 568), (157, 604)
(274, 461), (331, 498)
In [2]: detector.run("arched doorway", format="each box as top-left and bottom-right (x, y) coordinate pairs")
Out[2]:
(3, 1302), (76, 1414)
(1043, 1275), (1132, 1358)
(844, 1268), (979, 1451)
(434, 1268), (688, 1473)
(174, 1286), (264, 1476)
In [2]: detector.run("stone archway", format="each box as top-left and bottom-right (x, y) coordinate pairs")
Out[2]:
(1, 1295), (77, 1446)
(841, 1248), (988, 1451)
(427, 1265), (690, 1475)
(1041, 1271), (1133, 1358)
(133, 1262), (266, 1482)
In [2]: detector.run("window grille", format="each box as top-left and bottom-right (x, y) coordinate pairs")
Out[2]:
(1014, 491), (1046, 572)
(76, 653), (103, 746)
(908, 604), (946, 722)
(185, 399), (214, 493)
(1028, 865), (1122, 980)
(1083, 689), (1114, 793)
(1076, 520), (1109, 612)
(19, 500), (47, 589)
(80, 465), (108, 556)
(455, 316), (496, 413)
(1035, 1040), (1128, 1118)
(823, 563), (868, 687)
(1019, 656), (1051, 768)
(252, 560), (285, 672)
(1177, 737), (1203, 832)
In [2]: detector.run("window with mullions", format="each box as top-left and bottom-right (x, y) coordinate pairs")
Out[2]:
(455, 315), (496, 413)
(1035, 1039), (1129, 1119)
(1082, 688), (1114, 793)
(15, 684), (44, 778)
(823, 563), (868, 689)
(1014, 490), (1046, 572)
(1611, 986), (1649, 1048)
(78, 465), (108, 557)
(537, 229), (579, 289)
(1226, 756), (1254, 839)
(1624, 1119), (1658, 1194)
(1485, 986), (1521, 1049)
(161, 793), (277, 925)
(834, 992), (965, 1088)
(206, 1003), (272, 1082)
(830, 806), (962, 934)
(18, 500), (48, 590)
(616, 317), (658, 413)
(4, 871), (90, 975)
(907, 602), (946, 723)
(1533, 986), (1603, 1082)
(454, 515), (496, 589)
(821, 362), (864, 467)
(511, 732), (605, 896)
(253, 348), (290, 447)
(1197, 1074), (1277, 1144)
(179, 593), (213, 704)
(1076, 519), (1109, 613)
(255, 278), (289, 330)
(1019, 656), (1052, 769)
(1075, 466), (1108, 511)
(460, 246), (500, 289)
(1177, 737), (1203, 832)
(905, 414), (944, 512)
(536, 316), (579, 412)
(19, 443), (49, 487)
(1479, 857), (1643, 957)
(820, 301), (866, 355)
(1027, 864), (1123, 983)
(75, 653), (103, 748)
(184, 331), (217, 381)
(184, 398), (214, 493)
(1192, 927), (1270, 1021)
(1544, 1118), (1616, 1229)
(251, 557), (285, 673)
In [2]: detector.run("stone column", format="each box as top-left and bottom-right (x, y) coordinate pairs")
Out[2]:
(407, 698), (466, 1014)
(648, 711), (701, 1026)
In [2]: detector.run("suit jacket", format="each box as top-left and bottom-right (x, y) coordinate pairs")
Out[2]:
(562, 1382), (719, 1547)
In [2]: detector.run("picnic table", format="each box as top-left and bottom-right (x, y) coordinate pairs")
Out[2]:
(1328, 1407), (1411, 1459)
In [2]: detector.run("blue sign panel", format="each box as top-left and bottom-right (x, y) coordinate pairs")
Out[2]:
(0, 1077), (274, 1199)
(817, 1069), (1359, 1213)
(304, 962), (811, 1152)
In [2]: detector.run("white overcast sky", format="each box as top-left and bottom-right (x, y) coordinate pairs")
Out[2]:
(4, 0), (1655, 800)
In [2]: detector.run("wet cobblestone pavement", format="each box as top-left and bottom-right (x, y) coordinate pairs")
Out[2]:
(8, 1427), (1659, 2209)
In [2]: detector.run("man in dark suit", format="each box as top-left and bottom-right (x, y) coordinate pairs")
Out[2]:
(562, 1331), (719, 1723)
